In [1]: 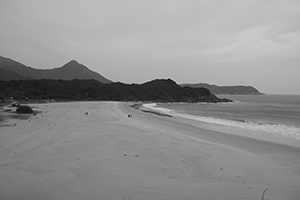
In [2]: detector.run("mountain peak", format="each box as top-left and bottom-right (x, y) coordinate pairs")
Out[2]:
(61, 60), (87, 70)
(0, 55), (112, 83)
(68, 60), (79, 65)
(63, 60), (81, 67)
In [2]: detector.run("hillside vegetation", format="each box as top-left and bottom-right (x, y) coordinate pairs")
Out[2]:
(0, 79), (231, 103)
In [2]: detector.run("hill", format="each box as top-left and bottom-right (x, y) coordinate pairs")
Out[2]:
(181, 83), (263, 95)
(0, 56), (112, 83)
(0, 68), (28, 81)
(0, 79), (232, 103)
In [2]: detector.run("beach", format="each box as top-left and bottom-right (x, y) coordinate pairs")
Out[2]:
(0, 102), (299, 200)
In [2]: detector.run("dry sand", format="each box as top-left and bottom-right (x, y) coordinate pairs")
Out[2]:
(0, 102), (299, 200)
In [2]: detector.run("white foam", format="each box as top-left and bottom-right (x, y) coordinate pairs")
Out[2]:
(143, 103), (174, 114)
(143, 103), (300, 140)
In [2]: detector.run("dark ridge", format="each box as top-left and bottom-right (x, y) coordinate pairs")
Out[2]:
(0, 79), (232, 103)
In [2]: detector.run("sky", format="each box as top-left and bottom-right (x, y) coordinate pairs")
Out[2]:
(0, 0), (300, 94)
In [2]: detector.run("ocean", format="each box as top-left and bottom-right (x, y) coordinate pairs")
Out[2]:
(144, 95), (300, 148)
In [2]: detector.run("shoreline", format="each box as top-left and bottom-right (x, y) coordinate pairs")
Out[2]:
(141, 102), (300, 149)
(0, 101), (299, 200)
(130, 102), (300, 155)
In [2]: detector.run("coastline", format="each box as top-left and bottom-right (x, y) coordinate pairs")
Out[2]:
(0, 101), (299, 200)
(143, 102), (300, 149)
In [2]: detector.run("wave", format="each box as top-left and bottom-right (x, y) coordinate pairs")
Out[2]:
(143, 103), (300, 140)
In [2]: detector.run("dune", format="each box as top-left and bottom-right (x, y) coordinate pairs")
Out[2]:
(0, 102), (299, 200)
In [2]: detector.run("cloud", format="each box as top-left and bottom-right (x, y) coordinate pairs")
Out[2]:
(0, 0), (300, 93)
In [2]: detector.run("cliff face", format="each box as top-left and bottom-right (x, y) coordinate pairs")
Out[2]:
(181, 83), (264, 95)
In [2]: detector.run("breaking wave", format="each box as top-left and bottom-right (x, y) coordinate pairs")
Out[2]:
(143, 103), (300, 140)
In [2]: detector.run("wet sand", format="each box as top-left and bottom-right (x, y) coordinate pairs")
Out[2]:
(0, 102), (299, 200)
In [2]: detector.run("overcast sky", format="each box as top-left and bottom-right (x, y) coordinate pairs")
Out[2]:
(1, 0), (300, 94)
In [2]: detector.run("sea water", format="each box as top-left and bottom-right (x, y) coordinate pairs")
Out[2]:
(144, 95), (300, 147)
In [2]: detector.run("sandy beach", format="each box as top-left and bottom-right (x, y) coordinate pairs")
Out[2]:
(0, 101), (299, 200)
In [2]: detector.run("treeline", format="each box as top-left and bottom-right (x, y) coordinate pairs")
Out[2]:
(0, 79), (232, 103)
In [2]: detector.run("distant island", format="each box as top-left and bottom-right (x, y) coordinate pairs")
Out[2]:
(181, 83), (264, 95)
